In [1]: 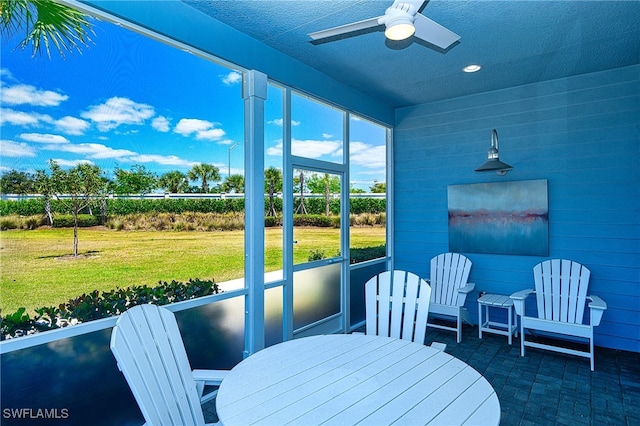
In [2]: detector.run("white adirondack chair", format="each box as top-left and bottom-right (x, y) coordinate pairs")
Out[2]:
(511, 259), (607, 371)
(110, 304), (228, 425)
(426, 253), (475, 343)
(365, 270), (445, 350)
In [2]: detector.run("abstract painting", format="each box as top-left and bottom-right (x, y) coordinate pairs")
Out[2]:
(448, 179), (549, 256)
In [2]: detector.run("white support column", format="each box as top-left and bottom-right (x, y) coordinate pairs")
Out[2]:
(243, 70), (267, 356)
(386, 127), (394, 271)
(341, 112), (351, 333)
(282, 88), (294, 342)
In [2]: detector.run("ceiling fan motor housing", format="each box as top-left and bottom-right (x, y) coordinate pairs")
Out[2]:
(379, 2), (418, 27)
(379, 2), (419, 40)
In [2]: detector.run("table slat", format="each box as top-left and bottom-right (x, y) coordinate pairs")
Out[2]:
(216, 335), (500, 426)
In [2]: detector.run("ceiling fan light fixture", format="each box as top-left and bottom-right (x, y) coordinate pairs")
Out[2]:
(385, 20), (415, 40)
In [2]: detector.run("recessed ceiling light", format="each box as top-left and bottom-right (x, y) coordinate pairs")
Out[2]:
(463, 64), (482, 73)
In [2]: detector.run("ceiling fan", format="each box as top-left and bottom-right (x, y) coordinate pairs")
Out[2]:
(308, 0), (460, 49)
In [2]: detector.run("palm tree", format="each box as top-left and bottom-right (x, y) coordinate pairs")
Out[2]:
(264, 167), (282, 217)
(158, 170), (189, 193)
(188, 163), (220, 193)
(293, 169), (308, 215)
(1, 0), (93, 58)
(221, 174), (245, 194)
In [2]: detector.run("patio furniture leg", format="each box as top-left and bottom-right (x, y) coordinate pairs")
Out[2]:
(478, 303), (483, 339)
(508, 305), (513, 346)
(590, 328), (595, 371)
(520, 320), (525, 357)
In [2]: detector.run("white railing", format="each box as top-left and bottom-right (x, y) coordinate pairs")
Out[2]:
(1, 192), (386, 201)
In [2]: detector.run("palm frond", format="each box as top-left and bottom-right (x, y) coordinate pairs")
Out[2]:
(1, 0), (93, 58)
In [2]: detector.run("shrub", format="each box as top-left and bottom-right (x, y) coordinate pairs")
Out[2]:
(105, 198), (245, 215)
(1, 196), (385, 217)
(0, 215), (46, 230)
(264, 215), (282, 227)
(106, 212), (245, 231)
(52, 214), (100, 228)
(0, 199), (45, 216)
(308, 249), (326, 261)
(350, 212), (386, 226)
(0, 278), (221, 340)
(350, 197), (386, 214)
(293, 214), (334, 227)
(0, 217), (18, 230)
(350, 245), (387, 264)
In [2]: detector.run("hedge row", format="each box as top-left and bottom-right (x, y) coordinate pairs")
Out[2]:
(0, 197), (385, 216)
(264, 214), (340, 228)
(0, 278), (220, 340)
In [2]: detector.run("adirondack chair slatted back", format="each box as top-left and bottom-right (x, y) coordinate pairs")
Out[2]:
(430, 253), (472, 306)
(534, 259), (590, 324)
(110, 304), (206, 426)
(365, 270), (432, 344)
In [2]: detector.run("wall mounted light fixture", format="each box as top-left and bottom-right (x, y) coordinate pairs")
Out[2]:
(475, 129), (513, 176)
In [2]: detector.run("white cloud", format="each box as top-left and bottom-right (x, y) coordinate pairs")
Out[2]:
(81, 97), (155, 131)
(322, 133), (333, 139)
(20, 133), (70, 144)
(55, 116), (90, 135)
(267, 139), (342, 159)
(268, 118), (284, 126)
(43, 142), (137, 159)
(221, 71), (242, 86)
(0, 140), (37, 157)
(174, 118), (226, 141)
(50, 158), (94, 167)
(267, 118), (300, 127)
(196, 128), (226, 140)
(0, 68), (14, 80)
(0, 108), (51, 126)
(292, 138), (341, 158)
(152, 116), (171, 132)
(1, 83), (68, 106)
(128, 154), (197, 167)
(266, 141), (283, 157)
(350, 141), (386, 171)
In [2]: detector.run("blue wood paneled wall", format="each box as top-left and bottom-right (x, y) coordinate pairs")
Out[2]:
(393, 65), (639, 352)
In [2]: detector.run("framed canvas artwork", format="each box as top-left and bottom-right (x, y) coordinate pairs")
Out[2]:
(448, 179), (549, 256)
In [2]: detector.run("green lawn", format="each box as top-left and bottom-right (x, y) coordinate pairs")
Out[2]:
(0, 226), (385, 314)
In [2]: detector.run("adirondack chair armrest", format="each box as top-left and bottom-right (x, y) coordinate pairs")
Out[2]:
(459, 282), (475, 294)
(510, 289), (534, 316)
(192, 369), (228, 385)
(588, 295), (607, 326)
(192, 369), (229, 400)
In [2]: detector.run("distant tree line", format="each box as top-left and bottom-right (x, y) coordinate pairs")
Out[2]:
(1, 163), (385, 196)
(0, 161), (386, 256)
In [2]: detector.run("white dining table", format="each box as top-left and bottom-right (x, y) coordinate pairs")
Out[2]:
(215, 333), (500, 425)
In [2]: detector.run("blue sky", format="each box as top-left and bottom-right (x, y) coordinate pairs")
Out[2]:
(0, 16), (386, 190)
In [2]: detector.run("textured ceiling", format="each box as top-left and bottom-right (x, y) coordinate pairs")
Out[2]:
(183, 0), (640, 108)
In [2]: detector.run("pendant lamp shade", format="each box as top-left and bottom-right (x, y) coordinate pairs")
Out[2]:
(475, 129), (513, 175)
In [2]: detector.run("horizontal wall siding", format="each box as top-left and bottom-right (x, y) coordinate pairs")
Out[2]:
(394, 65), (640, 352)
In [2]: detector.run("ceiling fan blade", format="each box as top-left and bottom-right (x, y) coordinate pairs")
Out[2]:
(308, 17), (382, 41)
(413, 14), (460, 49)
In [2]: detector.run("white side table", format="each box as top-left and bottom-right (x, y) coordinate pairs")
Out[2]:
(478, 293), (518, 345)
